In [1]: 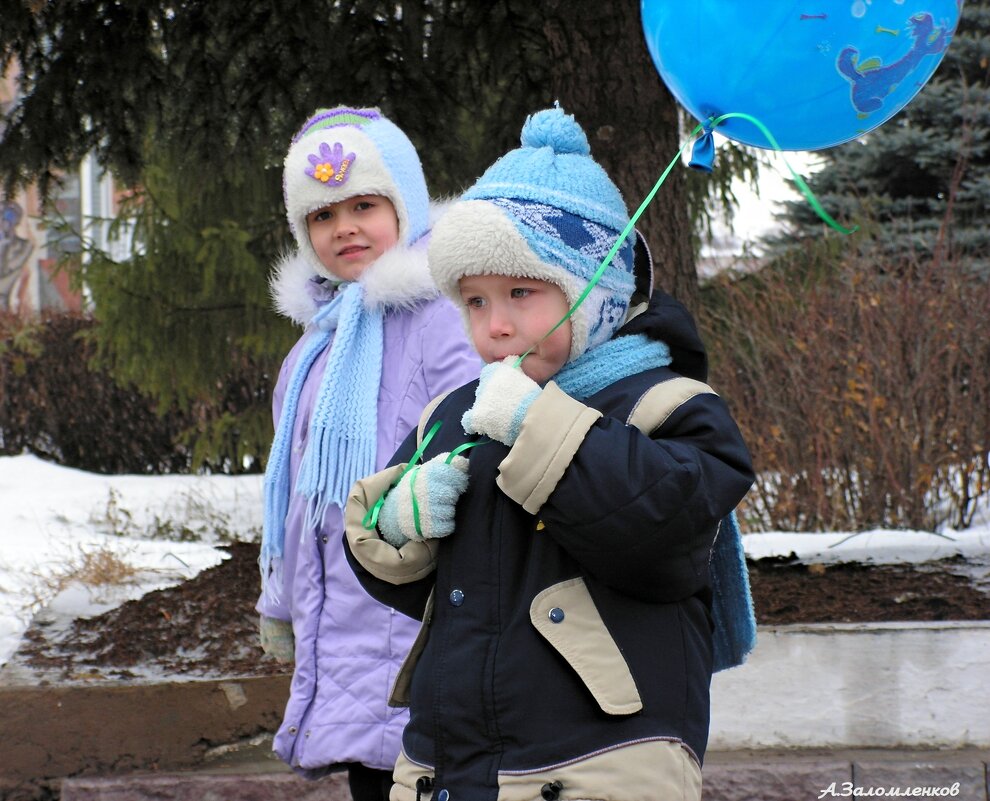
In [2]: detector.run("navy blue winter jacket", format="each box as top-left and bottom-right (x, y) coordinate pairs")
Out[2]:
(345, 290), (754, 801)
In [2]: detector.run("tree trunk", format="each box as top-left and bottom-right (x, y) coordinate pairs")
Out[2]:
(540, 0), (698, 311)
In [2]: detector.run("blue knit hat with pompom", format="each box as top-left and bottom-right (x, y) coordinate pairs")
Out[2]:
(428, 105), (636, 358)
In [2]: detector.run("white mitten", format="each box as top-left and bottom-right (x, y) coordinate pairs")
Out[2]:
(461, 357), (541, 446)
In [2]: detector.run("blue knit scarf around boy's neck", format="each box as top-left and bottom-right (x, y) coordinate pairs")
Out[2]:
(552, 332), (757, 672)
(554, 332), (670, 399)
(260, 281), (383, 606)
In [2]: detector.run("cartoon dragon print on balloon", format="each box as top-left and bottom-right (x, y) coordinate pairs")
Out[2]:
(837, 12), (951, 115)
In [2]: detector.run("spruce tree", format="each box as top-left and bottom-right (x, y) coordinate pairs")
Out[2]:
(1, 0), (756, 470)
(780, 2), (990, 268)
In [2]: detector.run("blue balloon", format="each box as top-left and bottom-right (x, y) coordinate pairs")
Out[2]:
(641, 0), (962, 154)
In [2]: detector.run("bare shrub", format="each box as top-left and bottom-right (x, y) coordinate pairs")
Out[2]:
(701, 243), (990, 532)
(0, 310), (193, 473)
(0, 310), (273, 474)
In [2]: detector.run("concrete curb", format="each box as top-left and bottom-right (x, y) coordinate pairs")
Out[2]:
(711, 621), (990, 750)
(5, 620), (990, 799)
(704, 750), (990, 801)
(52, 750), (990, 801)
(59, 772), (349, 801)
(0, 675), (290, 801)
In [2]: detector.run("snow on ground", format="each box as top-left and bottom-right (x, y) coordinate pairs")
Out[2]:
(745, 527), (990, 566)
(0, 453), (263, 669)
(0, 453), (988, 670)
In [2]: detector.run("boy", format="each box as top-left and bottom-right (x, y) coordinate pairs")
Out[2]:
(344, 107), (754, 801)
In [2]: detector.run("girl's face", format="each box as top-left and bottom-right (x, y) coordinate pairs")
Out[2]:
(306, 194), (399, 282)
(458, 274), (572, 384)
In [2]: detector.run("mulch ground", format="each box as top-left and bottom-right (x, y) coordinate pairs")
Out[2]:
(13, 541), (990, 682)
(749, 553), (990, 624)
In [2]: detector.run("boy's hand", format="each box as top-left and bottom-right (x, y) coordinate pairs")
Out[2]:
(378, 453), (469, 547)
(461, 357), (541, 446)
(259, 615), (294, 663)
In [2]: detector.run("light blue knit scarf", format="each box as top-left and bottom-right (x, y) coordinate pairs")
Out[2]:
(554, 333), (756, 672)
(260, 282), (383, 605)
(554, 333), (670, 398)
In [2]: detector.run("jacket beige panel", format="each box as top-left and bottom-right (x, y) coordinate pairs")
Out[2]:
(627, 376), (717, 434)
(496, 381), (603, 514)
(390, 739), (702, 801)
(345, 463), (440, 584)
(530, 577), (642, 715)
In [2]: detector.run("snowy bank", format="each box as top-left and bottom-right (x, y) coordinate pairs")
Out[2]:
(1, 453), (988, 671)
(0, 454), (263, 668)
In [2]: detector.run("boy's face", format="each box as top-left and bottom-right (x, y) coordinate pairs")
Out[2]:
(458, 274), (571, 384)
(306, 194), (399, 282)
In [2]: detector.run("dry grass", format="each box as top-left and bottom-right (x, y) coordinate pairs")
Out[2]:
(25, 544), (142, 613)
(55, 546), (141, 589)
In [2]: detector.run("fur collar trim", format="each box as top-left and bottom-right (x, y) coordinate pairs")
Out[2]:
(271, 201), (452, 327)
(270, 235), (438, 327)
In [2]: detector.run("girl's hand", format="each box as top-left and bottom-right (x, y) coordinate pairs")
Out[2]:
(259, 615), (294, 663)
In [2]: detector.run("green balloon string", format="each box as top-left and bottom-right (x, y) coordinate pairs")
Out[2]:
(447, 439), (487, 463)
(707, 112), (859, 235)
(362, 420), (443, 530)
(409, 463), (423, 536)
(361, 417), (489, 534)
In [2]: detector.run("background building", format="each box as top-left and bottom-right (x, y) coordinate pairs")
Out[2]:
(1, 66), (117, 316)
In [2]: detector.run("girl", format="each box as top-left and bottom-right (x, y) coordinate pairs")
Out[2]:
(257, 106), (481, 801)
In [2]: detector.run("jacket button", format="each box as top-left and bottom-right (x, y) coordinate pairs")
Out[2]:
(321, 535), (328, 543)
(548, 607), (565, 623)
(449, 589), (465, 607)
(288, 726), (297, 734)
(437, 790), (450, 801)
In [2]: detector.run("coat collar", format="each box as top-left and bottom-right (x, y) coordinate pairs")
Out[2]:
(270, 203), (451, 327)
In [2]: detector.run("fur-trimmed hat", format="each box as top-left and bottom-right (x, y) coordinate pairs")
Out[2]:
(428, 106), (636, 359)
(283, 107), (430, 279)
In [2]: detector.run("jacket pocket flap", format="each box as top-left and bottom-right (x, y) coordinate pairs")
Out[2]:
(530, 578), (643, 715)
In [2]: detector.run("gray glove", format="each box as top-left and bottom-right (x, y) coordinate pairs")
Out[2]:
(259, 615), (295, 663)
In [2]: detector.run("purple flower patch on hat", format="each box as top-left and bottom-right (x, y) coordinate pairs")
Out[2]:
(305, 142), (356, 185)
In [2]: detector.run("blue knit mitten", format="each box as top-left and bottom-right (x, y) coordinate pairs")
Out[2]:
(461, 357), (541, 446)
(378, 452), (469, 547)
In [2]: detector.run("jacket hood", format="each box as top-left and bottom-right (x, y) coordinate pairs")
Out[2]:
(617, 232), (708, 382)
(270, 201), (452, 327)
(620, 291), (709, 382)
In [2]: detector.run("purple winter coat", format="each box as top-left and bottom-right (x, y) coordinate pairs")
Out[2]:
(257, 236), (482, 777)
